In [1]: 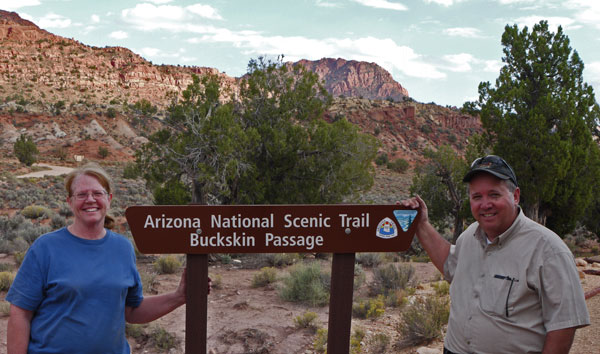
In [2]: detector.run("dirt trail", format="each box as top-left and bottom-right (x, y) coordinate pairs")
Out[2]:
(16, 163), (73, 178)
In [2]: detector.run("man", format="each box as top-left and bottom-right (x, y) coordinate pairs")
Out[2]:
(402, 155), (589, 354)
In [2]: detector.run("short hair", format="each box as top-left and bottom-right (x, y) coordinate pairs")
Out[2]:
(65, 163), (115, 229)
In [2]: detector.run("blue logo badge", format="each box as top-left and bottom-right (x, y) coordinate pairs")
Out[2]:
(393, 210), (418, 232)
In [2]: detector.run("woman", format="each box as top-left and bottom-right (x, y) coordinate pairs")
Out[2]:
(7, 163), (187, 354)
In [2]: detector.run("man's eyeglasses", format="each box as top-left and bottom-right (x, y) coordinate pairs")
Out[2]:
(73, 190), (108, 200)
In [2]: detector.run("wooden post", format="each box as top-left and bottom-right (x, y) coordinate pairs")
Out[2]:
(327, 253), (356, 354)
(186, 254), (208, 354)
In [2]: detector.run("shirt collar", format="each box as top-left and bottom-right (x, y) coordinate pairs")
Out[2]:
(475, 207), (523, 247)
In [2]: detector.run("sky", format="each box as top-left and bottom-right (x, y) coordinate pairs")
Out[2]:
(2, 0), (600, 107)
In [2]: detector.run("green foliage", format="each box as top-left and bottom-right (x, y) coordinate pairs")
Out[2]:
(0, 300), (11, 316)
(431, 280), (450, 296)
(0, 271), (15, 291)
(106, 107), (117, 118)
(52, 100), (65, 115)
(370, 263), (414, 297)
(122, 162), (140, 179)
(153, 255), (182, 274)
(251, 267), (278, 288)
(375, 153), (388, 166)
(136, 57), (377, 205)
(397, 296), (450, 348)
(410, 145), (471, 242)
(132, 99), (157, 117)
(152, 179), (191, 205)
(366, 333), (390, 354)
(355, 252), (383, 268)
(387, 158), (409, 173)
(149, 326), (178, 351)
(21, 205), (52, 219)
(13, 134), (38, 166)
(265, 253), (301, 267)
(279, 262), (330, 306)
(352, 295), (385, 319)
(473, 20), (600, 235)
(313, 328), (328, 353)
(293, 311), (319, 332)
(98, 146), (109, 159)
(350, 327), (366, 354)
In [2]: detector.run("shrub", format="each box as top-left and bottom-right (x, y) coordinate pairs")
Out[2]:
(13, 134), (38, 166)
(14, 251), (26, 267)
(375, 153), (388, 166)
(352, 295), (385, 320)
(313, 328), (328, 353)
(432, 280), (450, 296)
(0, 300), (11, 317)
(106, 107), (117, 118)
(367, 333), (390, 354)
(293, 311), (319, 332)
(252, 267), (277, 288)
(210, 274), (223, 290)
(21, 205), (52, 219)
(355, 252), (383, 268)
(397, 296), (450, 348)
(149, 326), (178, 351)
(387, 158), (409, 173)
(153, 255), (182, 274)
(126, 323), (149, 343)
(122, 162), (139, 179)
(279, 262), (330, 306)
(0, 263), (12, 272)
(266, 253), (301, 267)
(50, 214), (67, 229)
(139, 269), (158, 294)
(370, 263), (415, 296)
(98, 146), (110, 159)
(0, 271), (15, 291)
(350, 327), (366, 354)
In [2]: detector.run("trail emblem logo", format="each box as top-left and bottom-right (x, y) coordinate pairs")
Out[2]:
(393, 210), (418, 232)
(376, 217), (398, 239)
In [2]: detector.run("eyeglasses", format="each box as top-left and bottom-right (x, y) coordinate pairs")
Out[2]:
(73, 190), (108, 200)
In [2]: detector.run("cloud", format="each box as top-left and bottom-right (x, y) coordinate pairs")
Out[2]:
(91, 14), (100, 23)
(352, 0), (408, 11)
(443, 53), (475, 72)
(190, 30), (444, 79)
(187, 4), (223, 20)
(121, 3), (223, 31)
(565, 0), (600, 30)
(109, 31), (128, 40)
(38, 13), (72, 29)
(315, 0), (341, 7)
(423, 0), (466, 6)
(146, 0), (175, 3)
(586, 61), (600, 87)
(498, 0), (536, 4)
(443, 27), (484, 38)
(0, 0), (40, 11)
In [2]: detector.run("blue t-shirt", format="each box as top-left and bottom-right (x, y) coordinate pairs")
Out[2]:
(7, 227), (144, 354)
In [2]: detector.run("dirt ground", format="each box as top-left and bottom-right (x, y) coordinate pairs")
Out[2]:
(2, 256), (598, 354)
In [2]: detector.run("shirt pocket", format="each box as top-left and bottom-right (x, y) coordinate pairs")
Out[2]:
(480, 272), (520, 318)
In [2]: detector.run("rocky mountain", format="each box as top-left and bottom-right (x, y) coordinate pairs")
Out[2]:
(0, 10), (481, 167)
(295, 58), (409, 101)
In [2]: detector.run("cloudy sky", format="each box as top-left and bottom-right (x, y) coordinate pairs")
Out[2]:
(3, 0), (600, 107)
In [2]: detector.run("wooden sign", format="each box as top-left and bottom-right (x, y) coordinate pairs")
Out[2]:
(125, 204), (419, 254)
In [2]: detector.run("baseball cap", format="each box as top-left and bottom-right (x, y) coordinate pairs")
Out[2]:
(463, 155), (518, 186)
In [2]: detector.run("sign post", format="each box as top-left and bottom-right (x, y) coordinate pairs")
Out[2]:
(126, 204), (418, 353)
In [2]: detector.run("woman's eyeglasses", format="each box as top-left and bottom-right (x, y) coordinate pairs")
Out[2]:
(73, 190), (108, 200)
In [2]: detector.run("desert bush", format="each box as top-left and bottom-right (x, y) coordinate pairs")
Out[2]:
(375, 153), (388, 166)
(387, 158), (409, 173)
(251, 267), (277, 288)
(122, 162), (139, 179)
(0, 263), (12, 272)
(367, 333), (390, 354)
(265, 253), (301, 267)
(14, 251), (26, 267)
(384, 288), (409, 308)
(139, 269), (158, 294)
(153, 255), (182, 274)
(58, 202), (73, 217)
(397, 296), (450, 348)
(13, 134), (38, 166)
(21, 205), (52, 219)
(0, 271), (15, 291)
(98, 146), (110, 159)
(125, 323), (149, 342)
(293, 311), (319, 332)
(313, 328), (328, 353)
(354, 264), (366, 289)
(279, 262), (330, 306)
(149, 326), (179, 351)
(432, 280), (450, 296)
(50, 214), (67, 229)
(0, 300), (11, 317)
(210, 274), (223, 290)
(352, 295), (385, 320)
(370, 263), (415, 296)
(350, 327), (366, 354)
(355, 252), (383, 267)
(16, 224), (50, 244)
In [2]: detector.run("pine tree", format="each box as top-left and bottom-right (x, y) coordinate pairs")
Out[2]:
(475, 21), (600, 234)
(14, 134), (39, 166)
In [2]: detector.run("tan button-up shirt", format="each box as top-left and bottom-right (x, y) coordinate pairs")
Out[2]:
(443, 209), (589, 353)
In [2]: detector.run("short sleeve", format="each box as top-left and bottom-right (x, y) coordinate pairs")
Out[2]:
(125, 246), (144, 308)
(443, 244), (458, 282)
(6, 246), (46, 311)
(539, 251), (590, 331)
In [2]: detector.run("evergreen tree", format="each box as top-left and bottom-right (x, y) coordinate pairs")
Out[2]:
(473, 20), (600, 235)
(14, 134), (39, 166)
(410, 145), (471, 242)
(136, 57), (378, 205)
